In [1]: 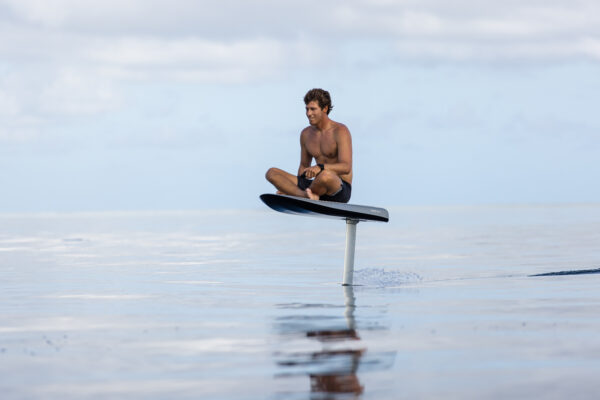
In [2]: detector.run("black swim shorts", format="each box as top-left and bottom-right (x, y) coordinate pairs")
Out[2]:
(297, 175), (352, 203)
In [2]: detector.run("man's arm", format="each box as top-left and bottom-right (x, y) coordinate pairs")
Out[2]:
(297, 130), (313, 176)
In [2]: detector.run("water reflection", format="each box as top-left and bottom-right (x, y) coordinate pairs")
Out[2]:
(274, 286), (394, 399)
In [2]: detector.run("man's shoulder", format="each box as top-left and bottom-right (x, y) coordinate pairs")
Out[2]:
(332, 121), (351, 136)
(300, 126), (315, 138)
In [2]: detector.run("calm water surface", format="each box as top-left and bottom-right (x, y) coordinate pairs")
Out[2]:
(1, 204), (600, 399)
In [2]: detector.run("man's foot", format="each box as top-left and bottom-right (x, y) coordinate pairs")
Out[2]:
(306, 188), (320, 200)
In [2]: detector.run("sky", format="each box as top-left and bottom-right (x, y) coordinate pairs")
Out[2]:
(1, 0), (600, 212)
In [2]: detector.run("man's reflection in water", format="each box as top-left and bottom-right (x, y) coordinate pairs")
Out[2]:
(308, 349), (364, 396)
(275, 286), (365, 398)
(307, 286), (364, 396)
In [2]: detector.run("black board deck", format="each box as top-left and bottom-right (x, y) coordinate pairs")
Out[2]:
(260, 193), (389, 222)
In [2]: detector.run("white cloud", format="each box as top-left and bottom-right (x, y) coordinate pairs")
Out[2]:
(0, 89), (19, 116)
(331, 1), (600, 61)
(1, 0), (141, 28)
(578, 37), (600, 59)
(39, 68), (119, 114)
(0, 0), (599, 143)
(2, 1), (600, 64)
(87, 37), (315, 83)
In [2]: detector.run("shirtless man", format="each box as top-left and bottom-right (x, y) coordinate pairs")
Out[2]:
(266, 88), (353, 203)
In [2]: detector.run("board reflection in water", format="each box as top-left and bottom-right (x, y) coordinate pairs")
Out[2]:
(273, 286), (395, 398)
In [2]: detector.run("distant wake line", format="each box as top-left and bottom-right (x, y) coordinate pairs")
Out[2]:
(530, 268), (600, 277)
(351, 267), (600, 286)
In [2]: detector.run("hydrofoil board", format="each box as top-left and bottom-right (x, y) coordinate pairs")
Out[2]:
(260, 193), (389, 222)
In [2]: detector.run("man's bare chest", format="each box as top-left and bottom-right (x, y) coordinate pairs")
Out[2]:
(305, 135), (338, 159)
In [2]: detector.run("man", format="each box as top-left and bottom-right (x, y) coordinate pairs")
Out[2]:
(266, 88), (352, 203)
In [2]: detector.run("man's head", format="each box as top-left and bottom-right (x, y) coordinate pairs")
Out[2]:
(304, 88), (333, 115)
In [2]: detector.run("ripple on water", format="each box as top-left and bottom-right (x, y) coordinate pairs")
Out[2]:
(352, 268), (422, 287)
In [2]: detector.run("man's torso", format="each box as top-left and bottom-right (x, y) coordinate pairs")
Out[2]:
(301, 121), (352, 184)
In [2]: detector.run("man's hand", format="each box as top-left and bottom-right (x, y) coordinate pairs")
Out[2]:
(302, 165), (322, 179)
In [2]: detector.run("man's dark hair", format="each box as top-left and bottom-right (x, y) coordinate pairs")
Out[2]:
(304, 88), (333, 114)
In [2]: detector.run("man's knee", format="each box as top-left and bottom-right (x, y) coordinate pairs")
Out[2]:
(317, 170), (338, 185)
(265, 167), (281, 183)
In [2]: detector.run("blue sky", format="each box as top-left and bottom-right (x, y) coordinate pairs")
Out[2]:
(1, 0), (600, 212)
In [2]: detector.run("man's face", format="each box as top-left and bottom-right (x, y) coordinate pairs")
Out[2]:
(305, 100), (326, 126)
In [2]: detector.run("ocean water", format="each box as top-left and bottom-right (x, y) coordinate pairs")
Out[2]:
(1, 204), (600, 399)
